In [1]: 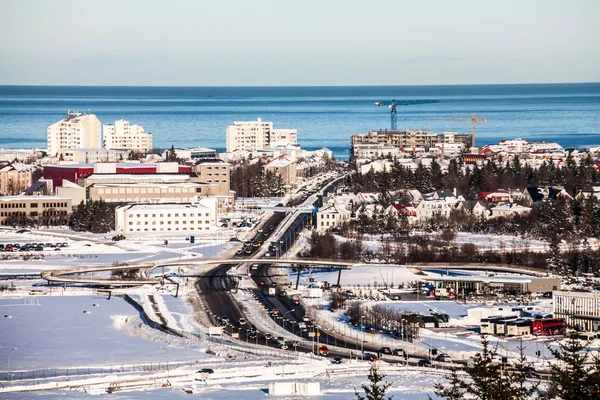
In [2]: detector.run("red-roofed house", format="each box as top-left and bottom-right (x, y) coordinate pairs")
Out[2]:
(477, 190), (512, 204)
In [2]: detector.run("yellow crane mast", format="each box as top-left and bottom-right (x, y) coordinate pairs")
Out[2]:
(426, 114), (486, 149)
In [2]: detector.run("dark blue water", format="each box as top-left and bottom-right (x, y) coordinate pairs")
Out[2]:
(1, 84), (599, 159)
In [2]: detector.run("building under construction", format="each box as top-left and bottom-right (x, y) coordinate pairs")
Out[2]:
(351, 129), (473, 153)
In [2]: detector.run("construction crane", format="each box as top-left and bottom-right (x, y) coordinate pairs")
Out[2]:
(426, 114), (486, 148)
(374, 99), (439, 131)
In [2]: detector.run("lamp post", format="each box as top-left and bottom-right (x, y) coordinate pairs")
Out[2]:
(283, 309), (295, 332)
(8, 347), (17, 382)
(361, 316), (366, 360)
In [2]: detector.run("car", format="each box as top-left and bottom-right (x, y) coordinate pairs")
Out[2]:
(436, 354), (453, 363)
(197, 368), (214, 374)
(363, 353), (378, 362)
(271, 309), (279, 316)
(279, 343), (289, 350)
(380, 347), (392, 355)
(418, 359), (432, 367)
(259, 280), (265, 286)
(239, 318), (246, 325)
(331, 356), (343, 364)
(392, 348), (406, 357)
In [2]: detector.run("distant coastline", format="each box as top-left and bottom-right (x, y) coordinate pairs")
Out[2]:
(1, 83), (599, 159)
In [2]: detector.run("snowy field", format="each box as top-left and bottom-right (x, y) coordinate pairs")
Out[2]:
(0, 228), (235, 274)
(0, 295), (211, 371)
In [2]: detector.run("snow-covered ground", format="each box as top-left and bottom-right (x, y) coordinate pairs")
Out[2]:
(0, 228), (235, 274)
(0, 295), (210, 371)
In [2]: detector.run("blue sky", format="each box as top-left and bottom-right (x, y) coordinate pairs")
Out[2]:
(1, 0), (599, 86)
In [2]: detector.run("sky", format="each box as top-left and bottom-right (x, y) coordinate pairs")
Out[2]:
(0, 0), (599, 86)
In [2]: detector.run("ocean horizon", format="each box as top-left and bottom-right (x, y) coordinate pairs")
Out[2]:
(1, 83), (600, 160)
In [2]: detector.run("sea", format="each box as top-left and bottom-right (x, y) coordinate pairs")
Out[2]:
(1, 83), (599, 160)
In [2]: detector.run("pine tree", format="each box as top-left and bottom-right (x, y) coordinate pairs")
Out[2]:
(463, 335), (514, 400)
(510, 339), (540, 400)
(431, 368), (466, 400)
(354, 364), (393, 400)
(547, 331), (592, 400)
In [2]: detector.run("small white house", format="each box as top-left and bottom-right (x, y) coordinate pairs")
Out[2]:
(316, 202), (352, 232)
(490, 203), (532, 219)
(414, 199), (451, 222)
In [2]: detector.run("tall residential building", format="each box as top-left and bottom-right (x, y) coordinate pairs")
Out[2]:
(226, 118), (297, 152)
(47, 112), (102, 158)
(103, 120), (153, 152)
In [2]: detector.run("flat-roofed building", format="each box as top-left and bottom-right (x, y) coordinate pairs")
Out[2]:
(191, 159), (234, 213)
(79, 172), (210, 203)
(43, 162), (191, 188)
(114, 197), (217, 233)
(226, 118), (297, 152)
(103, 119), (152, 152)
(47, 112), (102, 158)
(60, 149), (129, 163)
(0, 195), (72, 226)
(351, 130), (472, 154)
(553, 290), (600, 332)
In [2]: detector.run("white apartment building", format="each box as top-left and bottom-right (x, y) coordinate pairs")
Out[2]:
(553, 290), (600, 332)
(114, 197), (217, 233)
(61, 148), (129, 163)
(47, 112), (102, 157)
(226, 118), (297, 152)
(103, 120), (152, 152)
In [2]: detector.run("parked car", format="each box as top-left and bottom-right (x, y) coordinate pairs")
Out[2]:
(331, 356), (343, 364)
(196, 368), (214, 375)
(392, 348), (406, 357)
(436, 354), (453, 363)
(380, 347), (392, 355)
(363, 353), (379, 362)
(418, 359), (432, 367)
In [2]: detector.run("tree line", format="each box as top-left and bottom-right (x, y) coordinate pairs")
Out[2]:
(69, 200), (115, 233)
(350, 153), (600, 199)
(230, 159), (286, 197)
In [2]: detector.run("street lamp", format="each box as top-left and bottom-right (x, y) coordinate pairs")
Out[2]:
(283, 309), (295, 332)
(361, 316), (366, 361)
(8, 347), (17, 382)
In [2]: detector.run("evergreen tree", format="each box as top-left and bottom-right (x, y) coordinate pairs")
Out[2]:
(354, 364), (393, 400)
(510, 340), (540, 400)
(547, 331), (593, 400)
(431, 368), (466, 400)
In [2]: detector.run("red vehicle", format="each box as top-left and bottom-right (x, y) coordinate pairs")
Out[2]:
(531, 318), (566, 336)
(318, 345), (329, 356)
(271, 309), (279, 316)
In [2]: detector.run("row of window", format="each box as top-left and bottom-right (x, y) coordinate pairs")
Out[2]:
(127, 220), (211, 225)
(126, 227), (211, 232)
(129, 212), (210, 218)
(0, 202), (68, 209)
(97, 188), (194, 194)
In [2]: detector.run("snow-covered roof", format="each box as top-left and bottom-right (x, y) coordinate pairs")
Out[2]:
(318, 203), (351, 215)
(265, 156), (296, 167)
(492, 203), (532, 212)
(117, 202), (211, 211)
(0, 195), (71, 201)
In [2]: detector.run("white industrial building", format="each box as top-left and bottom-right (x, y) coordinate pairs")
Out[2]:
(47, 112), (102, 158)
(225, 118), (297, 152)
(103, 120), (152, 152)
(553, 290), (600, 332)
(114, 197), (217, 233)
